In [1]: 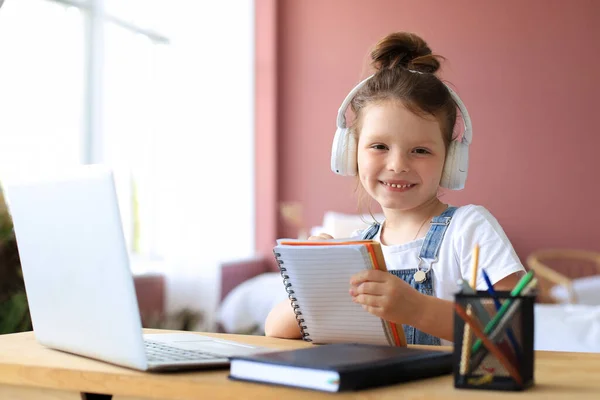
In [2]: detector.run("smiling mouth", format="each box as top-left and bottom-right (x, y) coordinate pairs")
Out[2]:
(380, 181), (417, 189)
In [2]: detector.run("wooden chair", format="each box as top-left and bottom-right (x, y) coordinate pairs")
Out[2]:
(526, 249), (600, 304)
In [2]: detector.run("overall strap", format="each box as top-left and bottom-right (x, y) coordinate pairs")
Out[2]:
(418, 206), (458, 265)
(361, 222), (381, 240)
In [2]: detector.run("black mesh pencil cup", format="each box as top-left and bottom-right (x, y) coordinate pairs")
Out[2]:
(453, 291), (535, 391)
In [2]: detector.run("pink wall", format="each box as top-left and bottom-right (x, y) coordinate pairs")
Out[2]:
(255, 0), (278, 265)
(257, 0), (600, 263)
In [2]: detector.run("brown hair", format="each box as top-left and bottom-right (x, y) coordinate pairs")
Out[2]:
(350, 32), (457, 149)
(351, 32), (457, 218)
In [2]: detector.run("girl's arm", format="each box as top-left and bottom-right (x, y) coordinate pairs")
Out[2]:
(264, 299), (302, 338)
(413, 271), (524, 341)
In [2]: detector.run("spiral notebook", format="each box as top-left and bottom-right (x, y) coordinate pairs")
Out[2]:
(273, 239), (406, 347)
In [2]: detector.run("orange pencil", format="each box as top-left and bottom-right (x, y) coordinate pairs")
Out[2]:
(454, 303), (523, 385)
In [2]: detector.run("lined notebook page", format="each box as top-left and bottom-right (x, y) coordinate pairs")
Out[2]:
(275, 244), (391, 345)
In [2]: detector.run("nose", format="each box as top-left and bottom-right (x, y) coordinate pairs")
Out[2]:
(387, 150), (410, 173)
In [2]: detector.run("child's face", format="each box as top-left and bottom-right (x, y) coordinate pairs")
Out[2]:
(356, 100), (446, 211)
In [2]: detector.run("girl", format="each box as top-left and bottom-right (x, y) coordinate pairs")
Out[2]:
(265, 32), (525, 344)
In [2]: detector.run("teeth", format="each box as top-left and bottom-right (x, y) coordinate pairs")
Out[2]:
(383, 182), (413, 188)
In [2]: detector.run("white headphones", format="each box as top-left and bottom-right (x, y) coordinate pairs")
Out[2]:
(331, 74), (473, 190)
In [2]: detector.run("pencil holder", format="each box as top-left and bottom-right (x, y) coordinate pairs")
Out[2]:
(453, 291), (535, 391)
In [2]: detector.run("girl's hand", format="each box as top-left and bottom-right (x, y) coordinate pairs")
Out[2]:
(349, 270), (422, 326)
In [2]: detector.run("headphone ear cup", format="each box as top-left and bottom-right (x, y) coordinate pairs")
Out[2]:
(345, 132), (357, 176)
(331, 127), (358, 176)
(440, 141), (468, 190)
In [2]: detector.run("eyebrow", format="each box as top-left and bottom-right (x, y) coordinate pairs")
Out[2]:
(412, 140), (438, 147)
(364, 134), (439, 147)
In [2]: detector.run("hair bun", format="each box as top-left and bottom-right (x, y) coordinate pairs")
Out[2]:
(370, 32), (441, 74)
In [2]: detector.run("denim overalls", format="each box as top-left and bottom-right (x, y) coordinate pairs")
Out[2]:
(360, 206), (458, 345)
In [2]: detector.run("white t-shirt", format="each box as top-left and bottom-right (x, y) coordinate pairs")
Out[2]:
(360, 204), (525, 302)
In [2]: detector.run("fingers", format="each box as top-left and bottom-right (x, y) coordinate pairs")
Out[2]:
(308, 233), (334, 240)
(349, 281), (384, 296)
(361, 305), (384, 318)
(352, 293), (379, 306)
(352, 294), (384, 317)
(349, 269), (388, 285)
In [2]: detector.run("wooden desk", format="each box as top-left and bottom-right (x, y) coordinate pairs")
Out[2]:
(1, 330), (599, 400)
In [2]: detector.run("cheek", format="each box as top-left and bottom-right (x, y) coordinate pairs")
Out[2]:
(426, 159), (446, 185)
(357, 152), (373, 186)
(356, 150), (367, 173)
(357, 152), (375, 178)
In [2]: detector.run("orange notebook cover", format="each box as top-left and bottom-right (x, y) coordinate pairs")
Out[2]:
(274, 239), (406, 347)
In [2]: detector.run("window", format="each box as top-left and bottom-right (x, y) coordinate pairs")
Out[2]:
(0, 0), (84, 174)
(0, 0), (255, 270)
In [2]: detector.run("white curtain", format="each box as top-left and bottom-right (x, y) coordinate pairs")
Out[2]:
(0, 0), (255, 331)
(0, 0), (84, 174)
(123, 1), (255, 330)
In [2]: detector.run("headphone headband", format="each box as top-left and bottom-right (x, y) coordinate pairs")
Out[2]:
(336, 75), (373, 129)
(336, 74), (472, 145)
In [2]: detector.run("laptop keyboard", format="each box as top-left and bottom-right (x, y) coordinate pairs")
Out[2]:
(144, 340), (227, 363)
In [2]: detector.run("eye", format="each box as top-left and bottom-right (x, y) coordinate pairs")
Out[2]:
(370, 144), (388, 150)
(413, 148), (431, 155)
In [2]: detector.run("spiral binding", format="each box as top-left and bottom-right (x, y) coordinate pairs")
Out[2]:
(273, 250), (312, 342)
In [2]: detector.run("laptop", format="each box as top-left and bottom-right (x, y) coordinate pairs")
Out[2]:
(2, 164), (270, 371)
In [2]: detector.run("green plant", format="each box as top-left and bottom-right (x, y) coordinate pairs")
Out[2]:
(0, 189), (32, 334)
